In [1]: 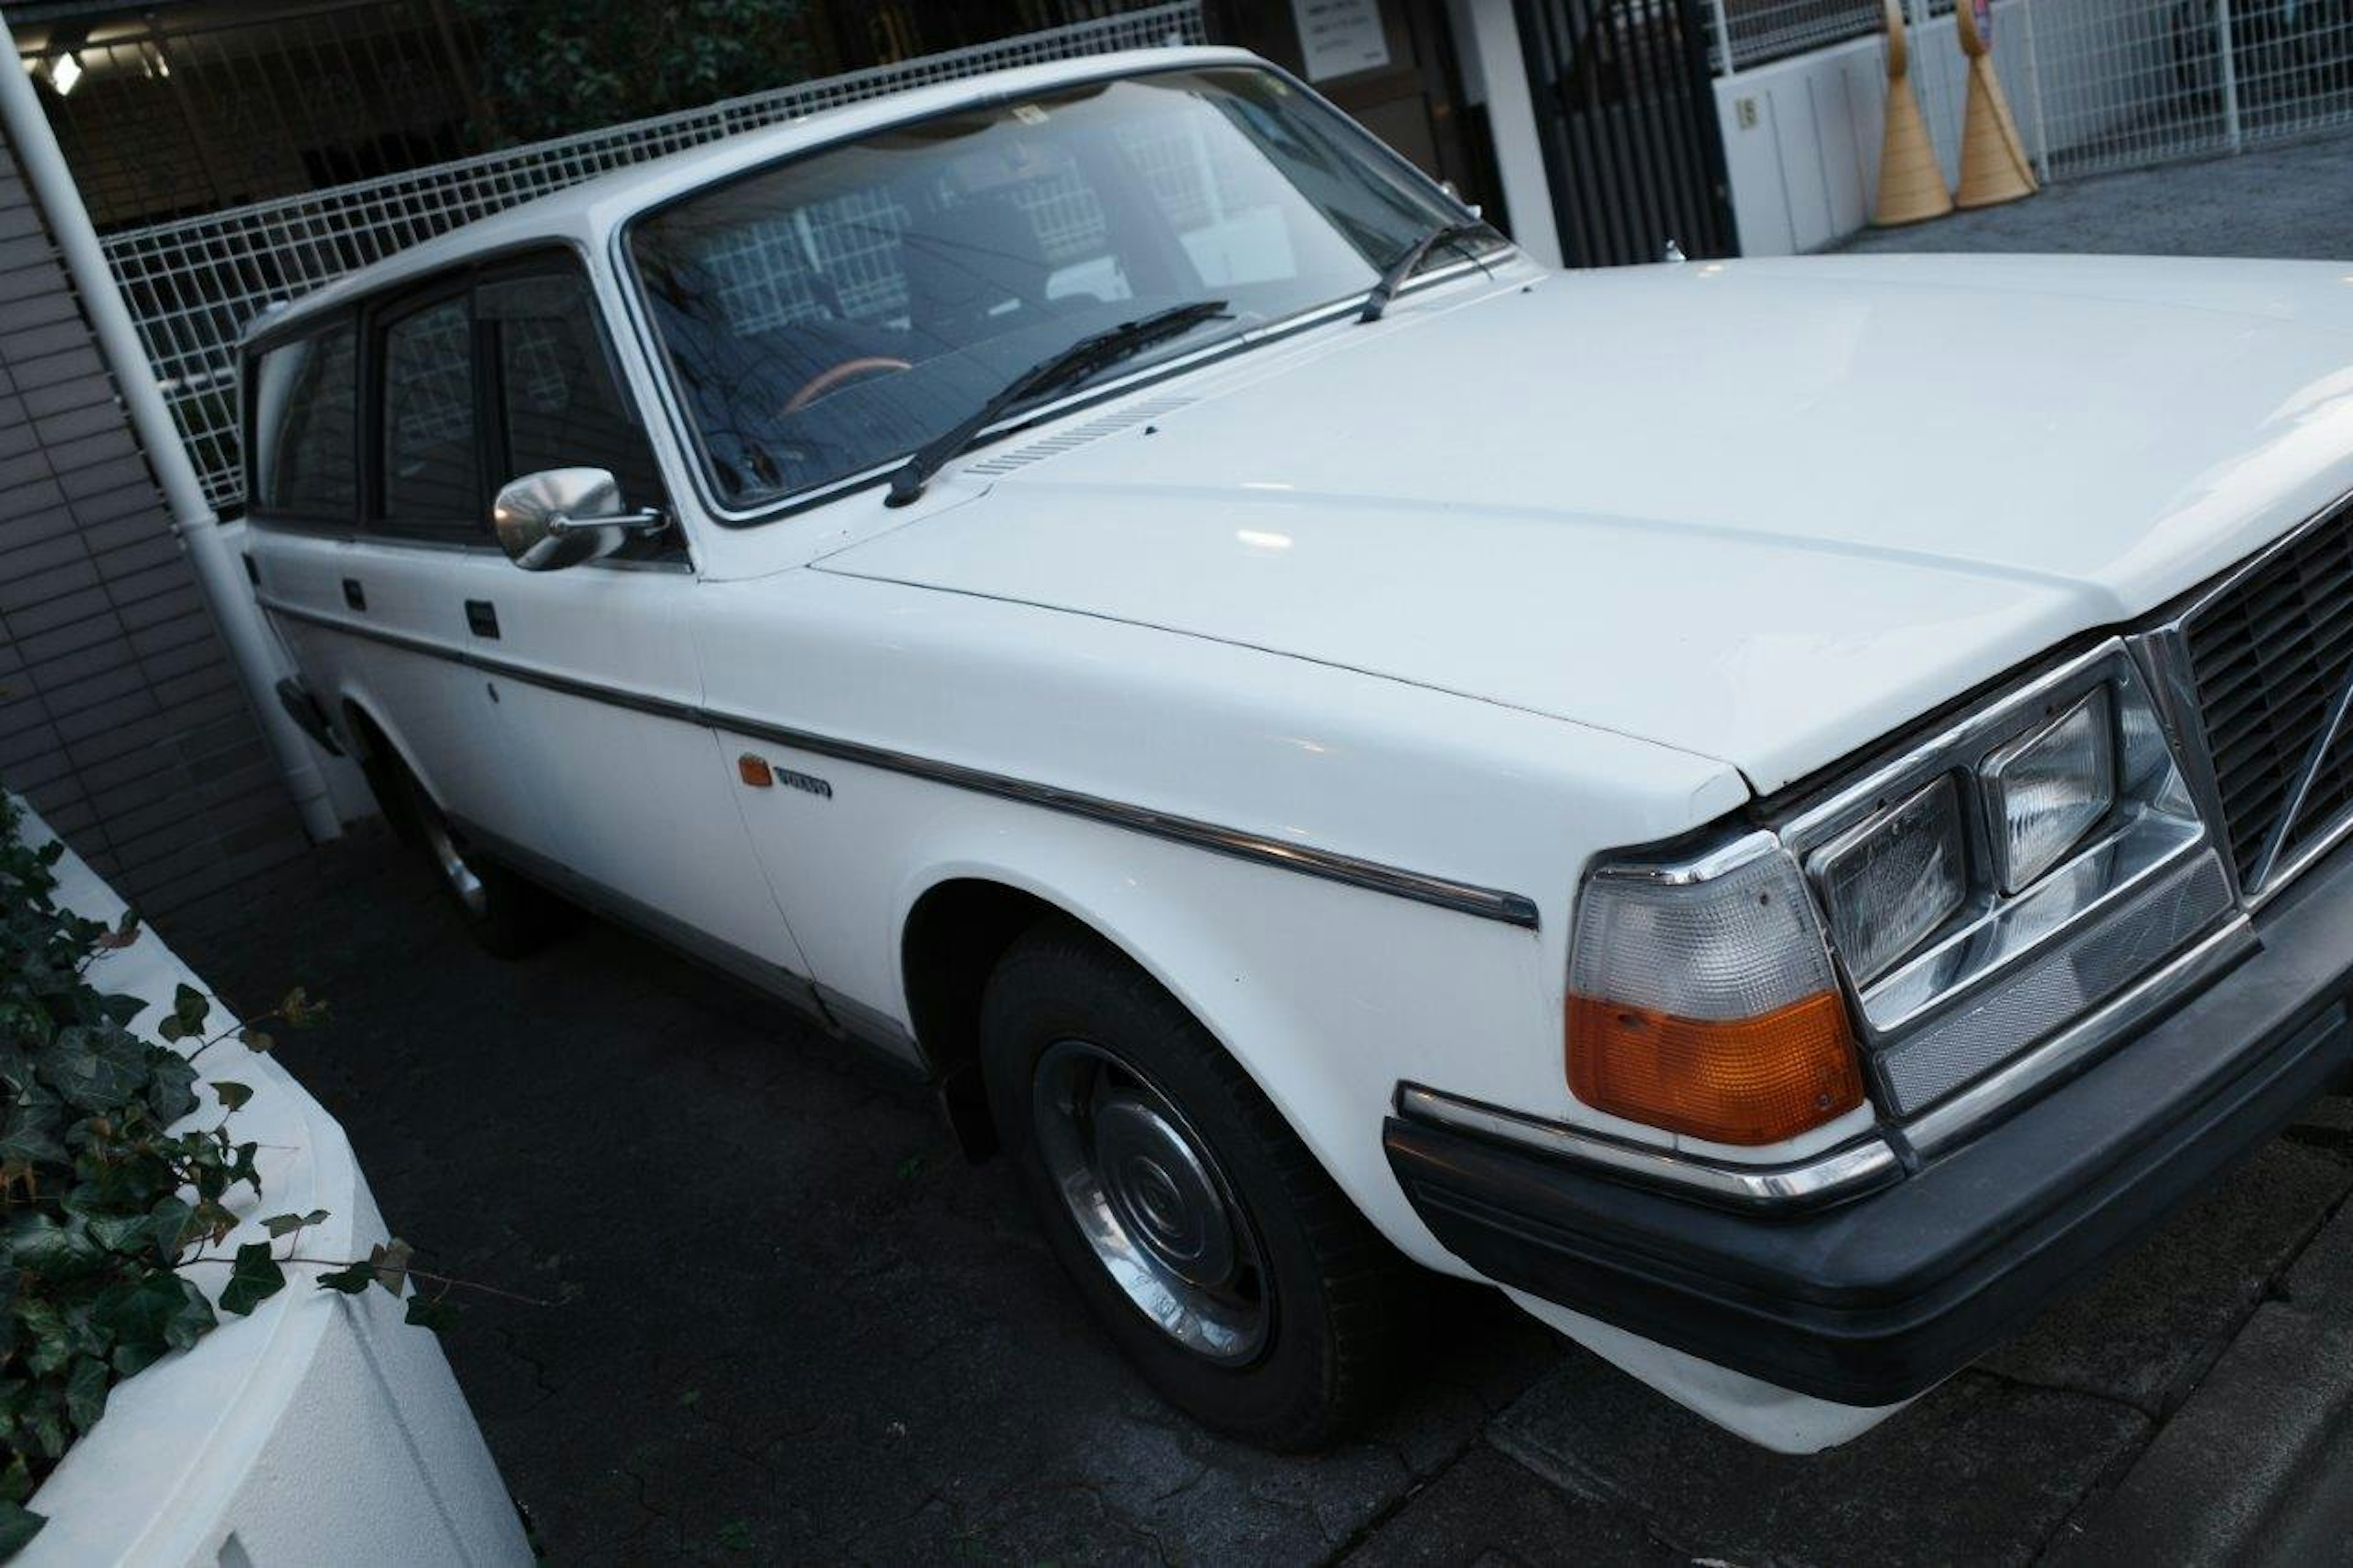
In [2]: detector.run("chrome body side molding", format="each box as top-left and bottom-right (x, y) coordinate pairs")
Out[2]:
(263, 595), (1542, 930)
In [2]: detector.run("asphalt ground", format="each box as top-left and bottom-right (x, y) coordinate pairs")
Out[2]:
(172, 136), (2353, 1566)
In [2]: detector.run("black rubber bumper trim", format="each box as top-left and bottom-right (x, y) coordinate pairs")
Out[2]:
(1389, 850), (2353, 1407)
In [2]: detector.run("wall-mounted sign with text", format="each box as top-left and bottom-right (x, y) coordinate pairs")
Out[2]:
(1290, 0), (1391, 81)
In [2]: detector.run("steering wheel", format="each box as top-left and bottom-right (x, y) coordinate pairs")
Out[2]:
(784, 355), (912, 414)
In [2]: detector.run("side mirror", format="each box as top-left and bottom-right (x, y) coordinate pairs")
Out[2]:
(492, 468), (667, 572)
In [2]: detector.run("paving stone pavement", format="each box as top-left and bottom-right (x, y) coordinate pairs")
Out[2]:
(1840, 131), (2353, 260)
(167, 133), (2353, 1568)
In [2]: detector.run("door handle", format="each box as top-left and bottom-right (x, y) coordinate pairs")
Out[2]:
(464, 599), (500, 639)
(341, 578), (365, 611)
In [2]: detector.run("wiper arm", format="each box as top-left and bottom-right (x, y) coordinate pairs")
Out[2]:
(1359, 221), (1495, 324)
(886, 298), (1230, 507)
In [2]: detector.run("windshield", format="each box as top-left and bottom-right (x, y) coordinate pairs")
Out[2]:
(629, 67), (1478, 513)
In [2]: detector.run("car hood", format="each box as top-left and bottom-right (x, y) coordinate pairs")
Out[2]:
(814, 254), (2353, 792)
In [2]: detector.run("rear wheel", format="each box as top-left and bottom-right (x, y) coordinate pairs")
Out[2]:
(980, 918), (1418, 1450)
(358, 735), (564, 959)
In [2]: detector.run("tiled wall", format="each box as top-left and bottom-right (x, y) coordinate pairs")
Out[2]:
(0, 135), (304, 915)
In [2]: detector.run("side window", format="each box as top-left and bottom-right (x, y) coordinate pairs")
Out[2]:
(250, 324), (357, 521)
(479, 271), (663, 513)
(379, 296), (482, 536)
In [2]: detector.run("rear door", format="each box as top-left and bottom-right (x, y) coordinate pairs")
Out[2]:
(246, 283), (520, 837)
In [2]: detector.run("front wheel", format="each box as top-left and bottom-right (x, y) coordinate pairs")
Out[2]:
(979, 919), (1419, 1450)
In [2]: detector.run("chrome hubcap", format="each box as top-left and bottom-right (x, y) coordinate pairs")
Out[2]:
(1033, 1039), (1270, 1364)
(420, 813), (488, 917)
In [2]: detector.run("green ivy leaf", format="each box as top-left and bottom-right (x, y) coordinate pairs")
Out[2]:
(13, 1301), (74, 1379)
(34, 1026), (147, 1115)
(0, 1498), (44, 1555)
(98, 992), (145, 1027)
(144, 1051), (198, 1124)
(213, 1081), (254, 1113)
(0, 1453), (31, 1505)
(83, 1212), (156, 1259)
(0, 1100), (63, 1168)
(189, 1199), (238, 1246)
(61, 1357), (107, 1433)
(237, 1027), (275, 1055)
(219, 1241), (286, 1317)
(6, 1214), (99, 1281)
(314, 1260), (375, 1295)
(146, 1196), (195, 1260)
(93, 1272), (214, 1364)
(262, 1210), (328, 1239)
(403, 1293), (460, 1332)
(368, 1238), (415, 1297)
(170, 983), (209, 1036)
(20, 1395), (61, 1463)
(279, 987), (328, 1029)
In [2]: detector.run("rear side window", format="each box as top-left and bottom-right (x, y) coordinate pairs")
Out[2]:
(380, 297), (482, 534)
(249, 324), (357, 520)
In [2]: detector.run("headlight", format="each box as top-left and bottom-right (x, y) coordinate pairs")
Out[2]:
(1982, 687), (2116, 893)
(1783, 643), (2230, 1117)
(1813, 776), (1967, 983)
(1567, 642), (2236, 1141)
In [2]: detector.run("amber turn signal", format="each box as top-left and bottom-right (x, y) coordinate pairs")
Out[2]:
(1566, 991), (1863, 1146)
(737, 753), (774, 788)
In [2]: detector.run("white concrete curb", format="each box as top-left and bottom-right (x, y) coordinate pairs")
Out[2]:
(15, 801), (530, 1567)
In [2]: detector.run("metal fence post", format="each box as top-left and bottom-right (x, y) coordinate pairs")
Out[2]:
(1705, 0), (1736, 74)
(2216, 0), (2244, 150)
(2020, 0), (2052, 182)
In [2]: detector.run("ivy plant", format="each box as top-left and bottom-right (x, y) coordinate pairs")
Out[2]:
(0, 793), (479, 1556)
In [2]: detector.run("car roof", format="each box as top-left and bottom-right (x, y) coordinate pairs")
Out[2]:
(246, 44), (1259, 346)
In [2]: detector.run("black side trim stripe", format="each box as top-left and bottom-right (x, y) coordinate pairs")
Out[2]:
(260, 594), (1543, 930)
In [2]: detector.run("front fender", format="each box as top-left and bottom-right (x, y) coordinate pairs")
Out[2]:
(875, 798), (1556, 1273)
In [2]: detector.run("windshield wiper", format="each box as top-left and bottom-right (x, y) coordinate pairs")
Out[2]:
(1359, 221), (1495, 324)
(885, 299), (1230, 507)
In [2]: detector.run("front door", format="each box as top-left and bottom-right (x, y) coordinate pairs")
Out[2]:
(445, 256), (818, 997)
(351, 285), (532, 835)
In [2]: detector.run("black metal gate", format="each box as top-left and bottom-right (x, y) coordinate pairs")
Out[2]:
(1514, 0), (1738, 267)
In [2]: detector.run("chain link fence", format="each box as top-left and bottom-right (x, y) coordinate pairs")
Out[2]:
(96, 1), (1205, 512)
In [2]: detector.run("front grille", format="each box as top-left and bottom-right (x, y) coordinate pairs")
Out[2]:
(2182, 499), (2353, 890)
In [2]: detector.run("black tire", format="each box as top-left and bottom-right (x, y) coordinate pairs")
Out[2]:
(979, 917), (1419, 1450)
(371, 743), (566, 960)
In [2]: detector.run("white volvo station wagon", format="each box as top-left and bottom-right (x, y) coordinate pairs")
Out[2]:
(243, 45), (2353, 1453)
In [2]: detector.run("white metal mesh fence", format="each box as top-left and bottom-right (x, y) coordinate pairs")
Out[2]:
(1711, 0), (1895, 70)
(2021, 0), (2353, 176)
(1711, 0), (2353, 177)
(101, 2), (1205, 512)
